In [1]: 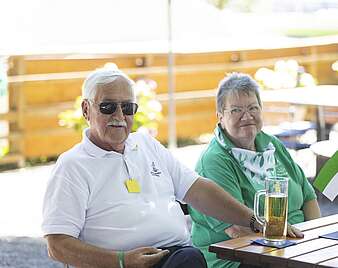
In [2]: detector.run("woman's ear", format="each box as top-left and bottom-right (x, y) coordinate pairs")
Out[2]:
(217, 111), (225, 129)
(82, 100), (90, 121)
(217, 111), (223, 122)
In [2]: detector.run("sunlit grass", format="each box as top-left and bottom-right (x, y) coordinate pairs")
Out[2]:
(284, 28), (338, 37)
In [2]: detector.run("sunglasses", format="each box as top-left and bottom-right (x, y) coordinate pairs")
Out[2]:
(96, 101), (138, 115)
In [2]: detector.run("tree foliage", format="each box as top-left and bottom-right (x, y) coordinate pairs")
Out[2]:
(207, 0), (229, 10)
(254, 60), (316, 90)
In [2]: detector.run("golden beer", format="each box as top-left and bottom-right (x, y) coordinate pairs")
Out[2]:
(264, 193), (288, 241)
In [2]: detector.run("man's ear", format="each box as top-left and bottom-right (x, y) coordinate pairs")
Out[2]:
(82, 100), (90, 121)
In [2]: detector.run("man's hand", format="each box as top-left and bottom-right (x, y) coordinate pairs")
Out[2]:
(124, 247), (169, 268)
(224, 225), (252, 239)
(287, 224), (304, 238)
(224, 222), (303, 240)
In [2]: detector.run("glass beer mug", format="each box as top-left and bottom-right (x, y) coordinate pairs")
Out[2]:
(254, 177), (288, 242)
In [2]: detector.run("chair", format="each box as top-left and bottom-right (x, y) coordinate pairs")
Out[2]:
(263, 121), (316, 150)
(177, 201), (192, 233)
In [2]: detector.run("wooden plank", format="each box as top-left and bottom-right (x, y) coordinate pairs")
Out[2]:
(13, 42), (337, 72)
(6, 131), (22, 141)
(234, 223), (338, 254)
(318, 257), (338, 268)
(157, 106), (217, 141)
(316, 61), (338, 84)
(210, 223), (338, 267)
(157, 89), (216, 102)
(22, 79), (82, 105)
(288, 244), (338, 268)
(8, 52), (338, 83)
(25, 101), (74, 116)
(23, 55), (143, 74)
(23, 129), (81, 157)
(262, 238), (338, 267)
(207, 221), (338, 254)
(209, 234), (263, 256)
(0, 112), (17, 122)
(14, 82), (25, 161)
(215, 252), (240, 262)
(294, 214), (338, 232)
(235, 244), (273, 266)
(175, 51), (233, 65)
(0, 153), (24, 165)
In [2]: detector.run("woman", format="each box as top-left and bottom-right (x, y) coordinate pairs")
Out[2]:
(188, 73), (321, 268)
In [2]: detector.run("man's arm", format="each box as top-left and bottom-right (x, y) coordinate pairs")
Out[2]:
(46, 234), (169, 268)
(184, 177), (304, 238)
(47, 234), (117, 268)
(183, 177), (254, 228)
(224, 225), (252, 239)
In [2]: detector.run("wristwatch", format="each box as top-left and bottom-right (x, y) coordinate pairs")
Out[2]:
(250, 214), (260, 233)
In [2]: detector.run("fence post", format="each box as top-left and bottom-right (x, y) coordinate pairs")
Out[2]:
(0, 56), (9, 158)
(6, 56), (26, 167)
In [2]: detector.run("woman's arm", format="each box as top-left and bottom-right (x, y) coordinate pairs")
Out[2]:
(303, 199), (321, 221)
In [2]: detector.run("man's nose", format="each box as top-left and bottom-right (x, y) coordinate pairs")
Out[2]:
(113, 104), (124, 118)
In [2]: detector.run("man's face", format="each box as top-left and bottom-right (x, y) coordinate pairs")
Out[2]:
(83, 79), (135, 153)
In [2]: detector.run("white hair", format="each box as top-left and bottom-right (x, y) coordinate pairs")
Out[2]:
(82, 63), (135, 100)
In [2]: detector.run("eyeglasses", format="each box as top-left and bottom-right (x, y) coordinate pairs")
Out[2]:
(90, 101), (138, 115)
(224, 104), (261, 117)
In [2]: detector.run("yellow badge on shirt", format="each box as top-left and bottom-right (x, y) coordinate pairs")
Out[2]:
(125, 178), (141, 193)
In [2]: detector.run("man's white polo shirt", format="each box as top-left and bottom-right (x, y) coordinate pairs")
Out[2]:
(42, 129), (199, 250)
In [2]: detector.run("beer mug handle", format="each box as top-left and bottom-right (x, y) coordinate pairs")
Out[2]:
(254, 189), (266, 226)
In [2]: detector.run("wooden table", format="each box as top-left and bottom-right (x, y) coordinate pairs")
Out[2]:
(209, 214), (338, 268)
(260, 85), (338, 141)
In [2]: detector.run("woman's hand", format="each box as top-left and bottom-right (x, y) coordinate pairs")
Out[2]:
(124, 247), (169, 268)
(287, 224), (304, 238)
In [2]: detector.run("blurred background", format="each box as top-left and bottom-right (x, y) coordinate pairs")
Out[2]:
(0, 0), (337, 266)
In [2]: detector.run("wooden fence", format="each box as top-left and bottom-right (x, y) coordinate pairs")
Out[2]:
(0, 40), (337, 166)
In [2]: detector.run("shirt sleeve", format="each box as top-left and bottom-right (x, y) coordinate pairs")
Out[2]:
(149, 136), (199, 202)
(41, 160), (89, 238)
(274, 137), (317, 202)
(294, 162), (317, 202)
(191, 151), (244, 233)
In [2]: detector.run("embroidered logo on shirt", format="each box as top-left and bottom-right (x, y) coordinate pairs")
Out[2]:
(150, 161), (162, 177)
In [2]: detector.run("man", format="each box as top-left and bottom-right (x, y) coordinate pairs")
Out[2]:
(42, 66), (302, 268)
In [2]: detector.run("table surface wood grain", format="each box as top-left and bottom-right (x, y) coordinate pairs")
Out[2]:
(209, 214), (338, 268)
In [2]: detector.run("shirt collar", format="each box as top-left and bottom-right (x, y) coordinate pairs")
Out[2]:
(81, 128), (138, 157)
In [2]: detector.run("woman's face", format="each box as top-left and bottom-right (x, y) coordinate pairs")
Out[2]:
(218, 91), (263, 149)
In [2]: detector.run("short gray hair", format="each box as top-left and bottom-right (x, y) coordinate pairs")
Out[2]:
(216, 73), (261, 113)
(82, 64), (135, 100)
